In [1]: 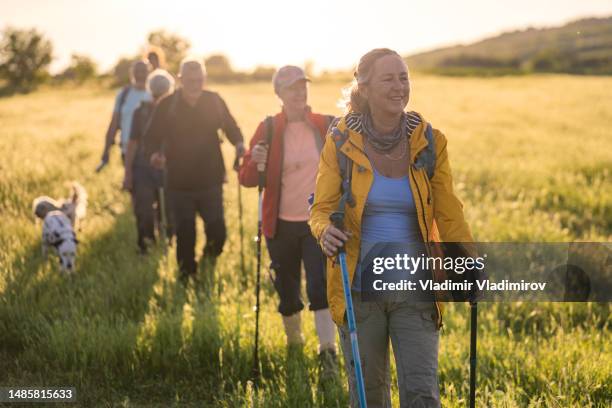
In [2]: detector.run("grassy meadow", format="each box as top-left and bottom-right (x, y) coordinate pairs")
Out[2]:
(0, 75), (610, 407)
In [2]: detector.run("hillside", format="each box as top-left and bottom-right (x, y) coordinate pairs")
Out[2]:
(406, 16), (612, 75)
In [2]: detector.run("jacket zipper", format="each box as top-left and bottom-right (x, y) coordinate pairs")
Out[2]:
(410, 164), (443, 329)
(424, 169), (432, 206)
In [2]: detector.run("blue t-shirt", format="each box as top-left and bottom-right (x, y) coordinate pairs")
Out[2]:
(114, 87), (152, 153)
(353, 168), (422, 291)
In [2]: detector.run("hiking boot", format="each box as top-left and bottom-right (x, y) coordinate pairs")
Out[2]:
(282, 312), (305, 346)
(316, 348), (342, 407)
(318, 348), (338, 381)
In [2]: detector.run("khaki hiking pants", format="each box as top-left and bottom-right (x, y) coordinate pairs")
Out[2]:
(338, 292), (440, 408)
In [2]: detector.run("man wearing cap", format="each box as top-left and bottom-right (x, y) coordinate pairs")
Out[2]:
(146, 59), (245, 280)
(239, 66), (338, 373)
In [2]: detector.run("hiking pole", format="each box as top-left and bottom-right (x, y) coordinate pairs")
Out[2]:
(252, 157), (266, 384)
(158, 145), (168, 254)
(95, 160), (108, 173)
(330, 211), (367, 408)
(233, 156), (246, 288)
(158, 185), (168, 252)
(469, 301), (478, 408)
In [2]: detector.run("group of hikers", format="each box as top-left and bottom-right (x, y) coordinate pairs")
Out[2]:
(101, 46), (474, 408)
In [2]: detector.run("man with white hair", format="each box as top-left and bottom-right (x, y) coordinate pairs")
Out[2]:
(146, 59), (245, 281)
(100, 60), (152, 165)
(123, 69), (175, 253)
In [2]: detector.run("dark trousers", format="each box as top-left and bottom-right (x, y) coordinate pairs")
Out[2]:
(131, 166), (173, 252)
(266, 220), (328, 316)
(169, 185), (226, 275)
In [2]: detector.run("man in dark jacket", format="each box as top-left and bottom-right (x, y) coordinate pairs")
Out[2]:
(146, 59), (245, 280)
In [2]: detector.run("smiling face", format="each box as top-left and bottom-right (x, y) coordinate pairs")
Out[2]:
(277, 79), (308, 112)
(362, 54), (410, 117)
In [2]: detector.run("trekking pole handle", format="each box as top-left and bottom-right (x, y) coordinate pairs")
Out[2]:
(329, 212), (346, 254)
(257, 163), (265, 190)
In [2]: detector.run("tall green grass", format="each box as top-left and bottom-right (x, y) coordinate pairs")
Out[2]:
(1, 76), (610, 406)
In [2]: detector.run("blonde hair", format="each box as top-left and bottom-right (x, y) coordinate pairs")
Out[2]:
(144, 45), (166, 69)
(341, 48), (406, 114)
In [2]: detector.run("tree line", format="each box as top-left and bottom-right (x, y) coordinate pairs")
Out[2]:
(0, 27), (281, 94)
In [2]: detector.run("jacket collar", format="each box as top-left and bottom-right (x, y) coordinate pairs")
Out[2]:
(338, 111), (429, 166)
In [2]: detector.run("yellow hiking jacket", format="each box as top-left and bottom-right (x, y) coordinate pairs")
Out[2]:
(309, 111), (474, 326)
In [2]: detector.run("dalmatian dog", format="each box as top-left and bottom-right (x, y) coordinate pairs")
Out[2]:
(32, 182), (87, 273)
(40, 210), (79, 273)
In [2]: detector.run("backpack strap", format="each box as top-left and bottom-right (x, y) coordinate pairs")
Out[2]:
(251, 116), (275, 186)
(425, 124), (436, 179)
(414, 123), (436, 179)
(264, 116), (274, 146)
(325, 115), (336, 132)
(331, 126), (355, 209)
(116, 85), (131, 129)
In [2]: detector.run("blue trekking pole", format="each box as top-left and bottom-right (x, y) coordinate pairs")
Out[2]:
(327, 125), (366, 407)
(330, 211), (367, 408)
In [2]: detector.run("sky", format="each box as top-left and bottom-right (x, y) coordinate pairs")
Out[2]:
(2, 0), (611, 74)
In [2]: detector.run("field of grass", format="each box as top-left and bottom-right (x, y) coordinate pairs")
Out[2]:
(0, 75), (610, 407)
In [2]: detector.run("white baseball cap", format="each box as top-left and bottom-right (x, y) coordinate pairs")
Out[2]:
(272, 65), (310, 94)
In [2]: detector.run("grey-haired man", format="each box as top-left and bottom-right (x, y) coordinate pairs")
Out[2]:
(146, 59), (245, 280)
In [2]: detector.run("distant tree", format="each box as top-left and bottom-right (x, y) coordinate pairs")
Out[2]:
(530, 49), (572, 73)
(60, 53), (97, 83)
(0, 27), (53, 92)
(147, 30), (190, 73)
(204, 54), (234, 81)
(251, 65), (276, 82)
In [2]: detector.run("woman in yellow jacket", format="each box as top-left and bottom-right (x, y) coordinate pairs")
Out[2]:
(309, 48), (473, 407)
